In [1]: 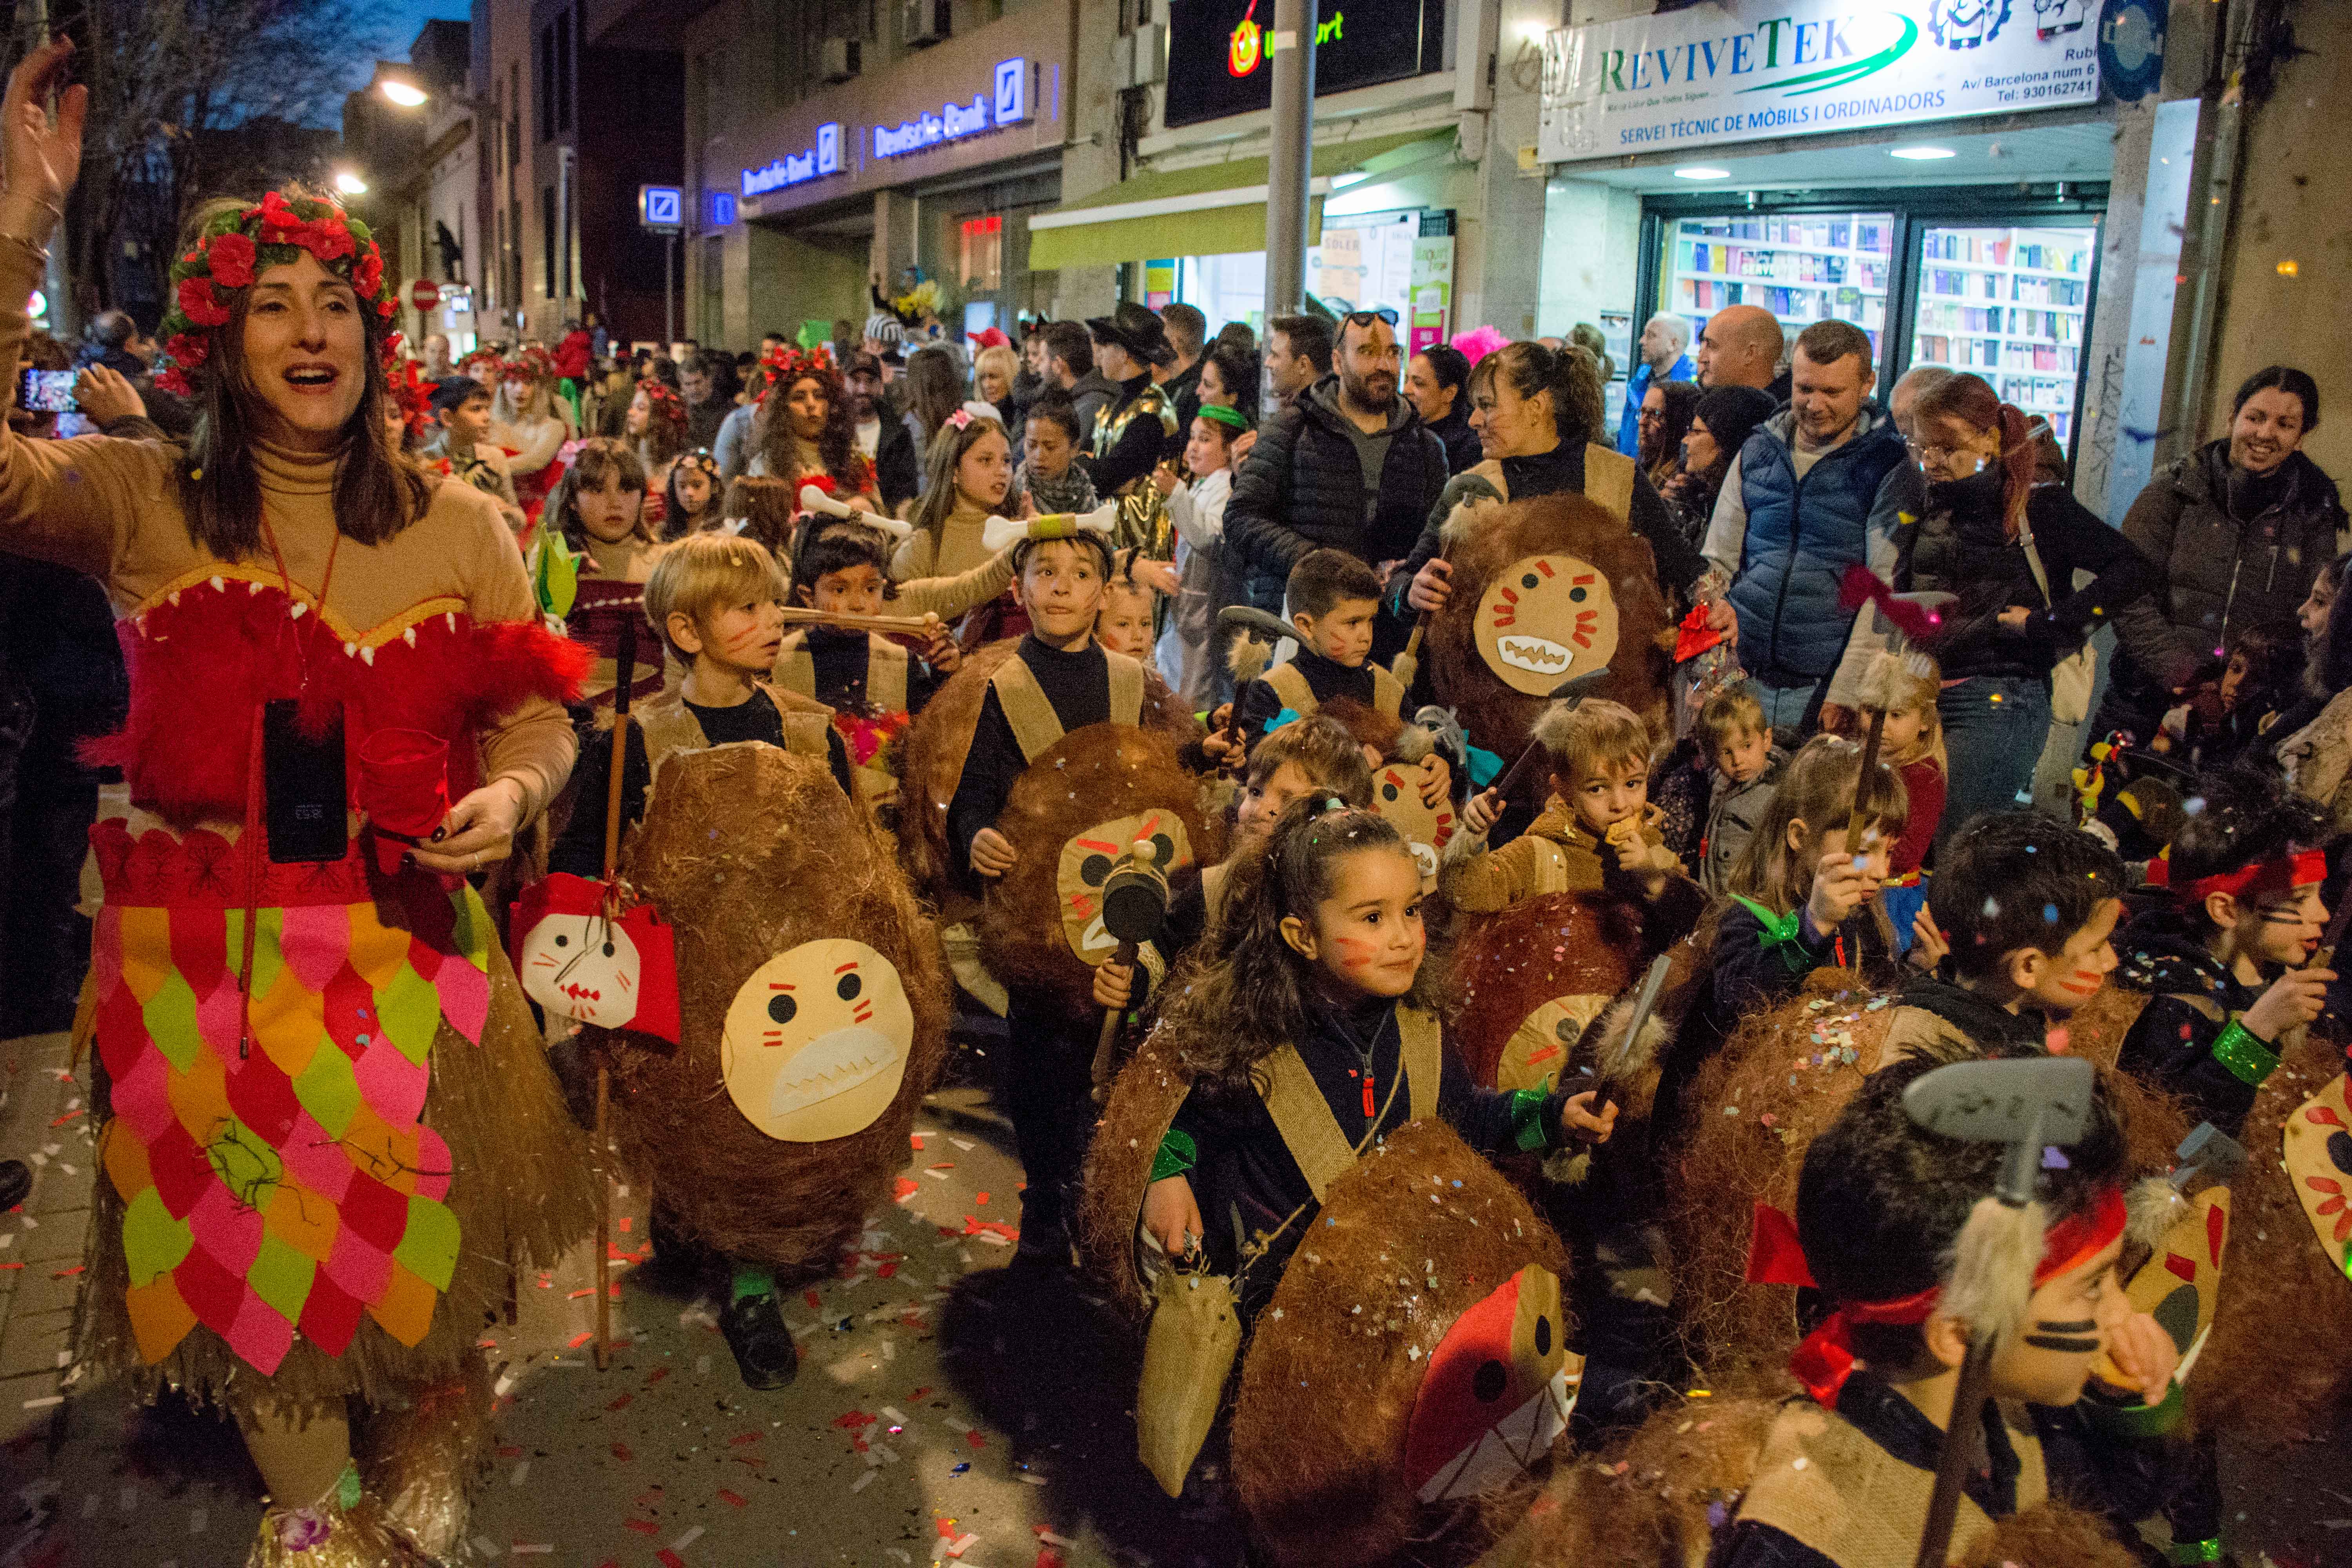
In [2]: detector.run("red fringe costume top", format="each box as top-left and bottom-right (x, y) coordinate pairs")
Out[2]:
(0, 248), (595, 1405)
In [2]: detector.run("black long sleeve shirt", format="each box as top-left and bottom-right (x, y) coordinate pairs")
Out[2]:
(944, 636), (1111, 894)
(1076, 373), (1172, 499)
(550, 688), (854, 880)
(1232, 646), (1377, 743)
(795, 624), (945, 715)
(2114, 907), (2269, 1134)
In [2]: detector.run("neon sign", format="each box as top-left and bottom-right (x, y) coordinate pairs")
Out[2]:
(872, 58), (1031, 159)
(743, 122), (843, 196)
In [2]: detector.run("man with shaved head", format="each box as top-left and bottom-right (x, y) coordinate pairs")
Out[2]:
(1617, 311), (1695, 457)
(1695, 305), (1784, 394)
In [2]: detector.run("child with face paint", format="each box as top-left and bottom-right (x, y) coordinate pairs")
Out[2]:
(1707, 735), (1924, 1035)
(2115, 768), (2335, 1134)
(1889, 810), (2125, 1059)
(1232, 550), (1417, 740)
(1449, 698), (1690, 913)
(1091, 712), (1374, 1018)
(1095, 550), (1158, 659)
(1718, 1054), (2178, 1568)
(1141, 799), (1617, 1318)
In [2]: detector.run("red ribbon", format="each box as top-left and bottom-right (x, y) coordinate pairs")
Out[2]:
(1746, 1188), (2127, 1406)
(2144, 848), (2327, 904)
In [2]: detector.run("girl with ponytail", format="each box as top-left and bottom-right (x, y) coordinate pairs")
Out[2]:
(1141, 795), (1615, 1316)
(1884, 371), (2155, 853)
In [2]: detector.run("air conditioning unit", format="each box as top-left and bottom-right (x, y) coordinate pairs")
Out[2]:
(820, 36), (861, 82)
(1116, 23), (1166, 88)
(901, 0), (950, 48)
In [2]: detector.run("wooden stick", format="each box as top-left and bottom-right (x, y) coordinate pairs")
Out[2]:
(1843, 705), (1887, 847)
(1091, 938), (1140, 1108)
(601, 615), (638, 882)
(775, 606), (936, 635)
(592, 1065), (612, 1372)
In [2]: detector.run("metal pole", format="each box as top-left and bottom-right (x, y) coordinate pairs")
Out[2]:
(1264, 0), (1317, 322)
(2156, 0), (2253, 469)
(664, 234), (675, 352)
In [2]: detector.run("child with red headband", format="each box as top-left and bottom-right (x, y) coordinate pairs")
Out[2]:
(1724, 1054), (2178, 1568)
(2116, 766), (2336, 1133)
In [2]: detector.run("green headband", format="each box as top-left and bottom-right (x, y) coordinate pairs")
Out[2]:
(1196, 403), (1249, 433)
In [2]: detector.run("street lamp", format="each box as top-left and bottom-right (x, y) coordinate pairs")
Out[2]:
(379, 79), (430, 108)
(334, 169), (368, 196)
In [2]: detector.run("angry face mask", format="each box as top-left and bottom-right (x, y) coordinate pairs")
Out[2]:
(1475, 554), (1621, 697)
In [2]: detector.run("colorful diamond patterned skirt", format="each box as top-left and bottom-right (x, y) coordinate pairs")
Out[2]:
(74, 817), (596, 1415)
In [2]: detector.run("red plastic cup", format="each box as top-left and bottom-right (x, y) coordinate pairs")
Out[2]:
(356, 728), (450, 873)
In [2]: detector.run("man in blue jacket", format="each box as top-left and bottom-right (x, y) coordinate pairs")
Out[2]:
(1701, 319), (1921, 733)
(1616, 312), (1695, 457)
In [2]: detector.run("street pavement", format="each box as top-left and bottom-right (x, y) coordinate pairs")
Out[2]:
(0, 1029), (2341, 1567)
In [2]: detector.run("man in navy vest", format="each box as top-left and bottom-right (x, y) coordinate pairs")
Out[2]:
(1701, 319), (1921, 733)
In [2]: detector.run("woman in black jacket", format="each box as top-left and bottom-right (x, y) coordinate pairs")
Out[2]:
(2097, 364), (2345, 750)
(1894, 372), (2155, 852)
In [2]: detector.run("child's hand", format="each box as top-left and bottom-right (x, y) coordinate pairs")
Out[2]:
(1417, 753), (1452, 808)
(1461, 787), (1503, 837)
(1909, 904), (1950, 971)
(1142, 1174), (1205, 1261)
(843, 494), (877, 515)
(1151, 463), (1180, 497)
(1806, 851), (1879, 934)
(2102, 1308), (2181, 1408)
(920, 614), (962, 673)
(1199, 728), (1241, 767)
(1406, 558), (1453, 614)
(2243, 964), (2338, 1041)
(1133, 557), (1181, 596)
(1996, 605), (2034, 634)
(970, 827), (1018, 878)
(1093, 959), (1134, 1011)
(1018, 491), (1040, 521)
(1559, 1090), (1617, 1145)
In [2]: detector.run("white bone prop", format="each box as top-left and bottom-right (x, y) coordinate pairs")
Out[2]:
(797, 482), (912, 540)
(981, 503), (1119, 553)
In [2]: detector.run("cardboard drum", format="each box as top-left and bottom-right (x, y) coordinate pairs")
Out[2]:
(1058, 809), (1195, 964)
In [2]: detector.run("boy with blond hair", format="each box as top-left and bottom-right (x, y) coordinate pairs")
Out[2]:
(1696, 684), (1788, 896)
(1446, 697), (1685, 912)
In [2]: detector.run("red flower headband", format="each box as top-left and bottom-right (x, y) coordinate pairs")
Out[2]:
(386, 347), (435, 443)
(1746, 1189), (2126, 1407)
(506, 345), (557, 383)
(757, 345), (838, 403)
(156, 190), (399, 399)
(2143, 848), (2328, 905)
(638, 379), (687, 430)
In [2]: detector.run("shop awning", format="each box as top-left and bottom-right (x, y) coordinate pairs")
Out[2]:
(1025, 127), (1452, 272)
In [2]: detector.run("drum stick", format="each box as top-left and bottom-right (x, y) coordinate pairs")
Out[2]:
(1843, 705), (1887, 849)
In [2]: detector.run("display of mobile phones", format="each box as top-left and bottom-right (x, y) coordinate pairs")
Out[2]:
(20, 368), (76, 413)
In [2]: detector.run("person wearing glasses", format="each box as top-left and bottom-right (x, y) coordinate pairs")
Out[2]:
(1224, 307), (1450, 640)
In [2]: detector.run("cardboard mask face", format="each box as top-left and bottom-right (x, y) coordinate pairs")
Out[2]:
(1402, 1264), (1580, 1503)
(1371, 764), (1455, 889)
(2094, 1186), (2229, 1393)
(1498, 994), (1613, 1094)
(510, 871), (681, 1041)
(2284, 1072), (2352, 1271)
(1474, 554), (1620, 697)
(719, 937), (915, 1142)
(1059, 810), (1194, 964)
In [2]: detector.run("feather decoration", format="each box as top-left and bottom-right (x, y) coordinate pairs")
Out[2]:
(1838, 563), (1945, 644)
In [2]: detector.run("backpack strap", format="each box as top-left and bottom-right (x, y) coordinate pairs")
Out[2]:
(989, 653), (1070, 765)
(867, 634), (910, 713)
(1369, 663), (1405, 721)
(1263, 661), (1316, 718)
(1398, 1005), (1442, 1123)
(773, 631), (817, 700)
(1107, 648), (1147, 727)
(1583, 443), (1637, 524)
(1257, 1045), (1361, 1203)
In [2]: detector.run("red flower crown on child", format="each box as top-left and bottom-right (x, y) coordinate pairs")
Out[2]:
(757, 345), (839, 402)
(507, 345), (557, 384)
(155, 191), (399, 399)
(639, 378), (688, 431)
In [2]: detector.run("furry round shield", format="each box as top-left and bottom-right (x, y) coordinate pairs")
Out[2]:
(1229, 1120), (1571, 1568)
(2194, 1032), (2352, 1438)
(896, 639), (1022, 903)
(1079, 1024), (1202, 1321)
(1450, 893), (1641, 1092)
(1426, 492), (1671, 759)
(980, 723), (1220, 1020)
(1370, 762), (1455, 886)
(1668, 978), (2185, 1379)
(598, 742), (949, 1267)
(1057, 809), (1196, 964)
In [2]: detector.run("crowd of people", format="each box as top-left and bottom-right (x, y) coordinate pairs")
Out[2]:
(4, 34), (2352, 1568)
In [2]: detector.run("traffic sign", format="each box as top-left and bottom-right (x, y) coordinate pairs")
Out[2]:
(409, 278), (441, 312)
(638, 184), (684, 232)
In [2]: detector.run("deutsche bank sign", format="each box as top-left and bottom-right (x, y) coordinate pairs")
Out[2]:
(743, 122), (844, 196)
(872, 58), (1031, 160)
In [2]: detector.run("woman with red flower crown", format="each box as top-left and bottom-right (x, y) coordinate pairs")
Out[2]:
(492, 343), (575, 534)
(0, 42), (595, 1565)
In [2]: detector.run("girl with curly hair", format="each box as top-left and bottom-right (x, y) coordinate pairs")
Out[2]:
(750, 347), (877, 504)
(1142, 797), (1616, 1317)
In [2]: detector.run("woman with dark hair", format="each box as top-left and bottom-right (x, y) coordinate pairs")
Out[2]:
(750, 346), (878, 506)
(626, 377), (689, 530)
(1660, 383), (1775, 548)
(1881, 372), (2154, 851)
(1197, 340), (1260, 430)
(0, 42), (592, 1560)
(2277, 553), (2352, 835)
(1635, 376), (1700, 494)
(1404, 343), (1477, 474)
(2097, 363), (2345, 750)
(1395, 339), (1705, 629)
(899, 345), (965, 497)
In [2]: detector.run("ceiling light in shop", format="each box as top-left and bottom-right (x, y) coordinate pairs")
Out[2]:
(1890, 145), (1957, 160)
(1672, 167), (1731, 180)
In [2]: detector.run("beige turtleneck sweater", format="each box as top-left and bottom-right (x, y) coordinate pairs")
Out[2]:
(0, 249), (575, 822)
(888, 492), (1017, 622)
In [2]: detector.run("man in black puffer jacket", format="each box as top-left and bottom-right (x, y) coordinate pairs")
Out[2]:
(1223, 313), (1449, 628)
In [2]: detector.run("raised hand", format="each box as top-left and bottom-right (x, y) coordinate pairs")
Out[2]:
(1, 40), (85, 229)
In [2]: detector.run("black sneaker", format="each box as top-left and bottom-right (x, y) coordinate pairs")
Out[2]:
(718, 1292), (800, 1390)
(0, 1160), (28, 1213)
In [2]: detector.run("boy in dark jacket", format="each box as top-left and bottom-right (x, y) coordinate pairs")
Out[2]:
(1696, 685), (1788, 895)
